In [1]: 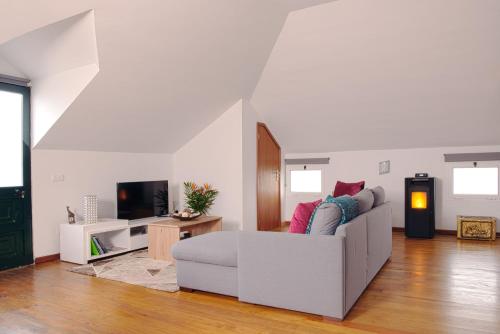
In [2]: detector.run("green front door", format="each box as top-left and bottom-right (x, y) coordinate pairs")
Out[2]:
(0, 82), (33, 270)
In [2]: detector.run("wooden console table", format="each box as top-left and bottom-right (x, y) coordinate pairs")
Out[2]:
(148, 216), (222, 262)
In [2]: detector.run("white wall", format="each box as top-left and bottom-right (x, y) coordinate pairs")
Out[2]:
(174, 100), (244, 230)
(31, 64), (98, 146)
(285, 145), (500, 231)
(0, 55), (25, 77)
(31, 149), (173, 258)
(31, 98), (259, 257)
(174, 99), (258, 231)
(0, 11), (100, 147)
(242, 100), (258, 230)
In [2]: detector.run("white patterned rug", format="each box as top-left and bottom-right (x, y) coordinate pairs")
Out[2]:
(69, 249), (179, 292)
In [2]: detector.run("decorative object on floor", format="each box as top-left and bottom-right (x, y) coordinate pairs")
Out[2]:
(66, 206), (76, 224)
(333, 180), (365, 197)
(405, 175), (435, 238)
(457, 216), (496, 241)
(69, 249), (179, 292)
(172, 209), (202, 221)
(183, 182), (218, 214)
(83, 195), (98, 224)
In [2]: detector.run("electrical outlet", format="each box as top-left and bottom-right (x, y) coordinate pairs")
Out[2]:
(52, 174), (65, 182)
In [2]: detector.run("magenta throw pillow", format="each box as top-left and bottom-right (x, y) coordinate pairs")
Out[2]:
(333, 181), (365, 197)
(288, 199), (322, 234)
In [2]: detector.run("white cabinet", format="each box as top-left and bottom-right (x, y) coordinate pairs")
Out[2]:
(60, 219), (149, 264)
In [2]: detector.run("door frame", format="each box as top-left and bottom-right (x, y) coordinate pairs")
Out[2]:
(256, 122), (281, 231)
(0, 81), (33, 269)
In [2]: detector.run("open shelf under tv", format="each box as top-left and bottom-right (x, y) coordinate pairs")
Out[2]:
(60, 218), (155, 264)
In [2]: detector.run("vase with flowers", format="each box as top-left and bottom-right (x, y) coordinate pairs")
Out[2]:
(183, 182), (219, 215)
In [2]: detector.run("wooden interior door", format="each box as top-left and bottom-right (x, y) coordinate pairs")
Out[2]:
(257, 123), (281, 231)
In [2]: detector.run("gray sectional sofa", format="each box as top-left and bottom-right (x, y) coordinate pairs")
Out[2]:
(172, 202), (392, 320)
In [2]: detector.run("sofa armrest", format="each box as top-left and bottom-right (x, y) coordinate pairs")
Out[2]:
(366, 202), (392, 283)
(237, 231), (345, 319)
(334, 214), (368, 313)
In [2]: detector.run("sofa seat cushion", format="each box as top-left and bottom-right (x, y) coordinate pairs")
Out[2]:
(172, 231), (238, 267)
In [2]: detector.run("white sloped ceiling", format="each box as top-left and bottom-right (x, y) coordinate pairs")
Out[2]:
(251, 0), (500, 153)
(0, 10), (99, 146)
(0, 0), (334, 153)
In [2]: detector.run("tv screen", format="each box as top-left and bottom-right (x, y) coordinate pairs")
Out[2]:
(117, 180), (168, 220)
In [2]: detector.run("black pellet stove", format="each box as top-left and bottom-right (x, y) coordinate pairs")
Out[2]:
(405, 174), (435, 238)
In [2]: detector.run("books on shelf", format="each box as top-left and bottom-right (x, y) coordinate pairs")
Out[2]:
(90, 236), (107, 256)
(90, 238), (99, 256)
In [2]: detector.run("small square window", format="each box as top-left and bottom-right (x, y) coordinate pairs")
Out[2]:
(453, 167), (499, 196)
(290, 170), (321, 193)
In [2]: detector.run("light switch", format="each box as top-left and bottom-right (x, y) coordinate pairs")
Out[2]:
(52, 174), (65, 182)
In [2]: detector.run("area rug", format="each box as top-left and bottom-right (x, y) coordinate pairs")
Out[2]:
(69, 250), (179, 292)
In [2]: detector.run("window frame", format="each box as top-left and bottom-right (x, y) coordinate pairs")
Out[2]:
(450, 163), (500, 200)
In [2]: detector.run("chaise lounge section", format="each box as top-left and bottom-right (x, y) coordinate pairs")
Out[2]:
(173, 231), (238, 297)
(172, 202), (392, 320)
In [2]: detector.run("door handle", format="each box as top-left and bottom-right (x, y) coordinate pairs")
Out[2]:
(15, 189), (25, 199)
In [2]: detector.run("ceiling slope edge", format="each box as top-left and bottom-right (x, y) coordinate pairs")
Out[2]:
(32, 63), (99, 147)
(0, 54), (27, 78)
(0, 10), (99, 148)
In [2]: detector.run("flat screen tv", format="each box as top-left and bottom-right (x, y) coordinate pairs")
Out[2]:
(117, 180), (168, 220)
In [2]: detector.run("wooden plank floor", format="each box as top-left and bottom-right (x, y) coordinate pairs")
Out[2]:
(1, 232), (499, 334)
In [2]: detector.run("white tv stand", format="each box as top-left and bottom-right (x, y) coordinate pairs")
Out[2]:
(60, 218), (166, 264)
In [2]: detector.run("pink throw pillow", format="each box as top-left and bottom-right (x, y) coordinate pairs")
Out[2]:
(333, 180), (365, 197)
(288, 200), (322, 234)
